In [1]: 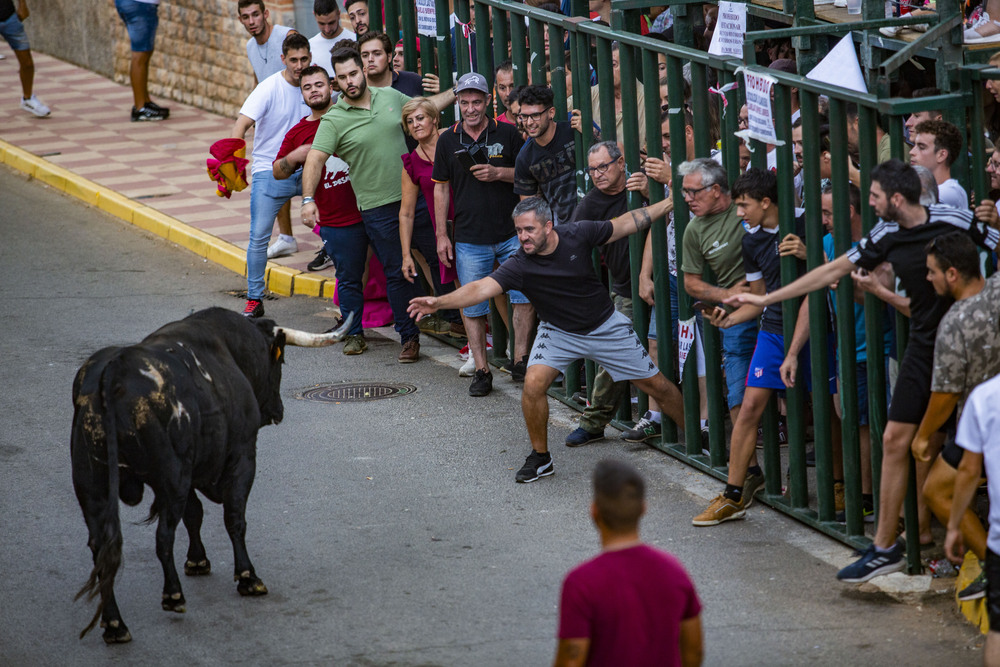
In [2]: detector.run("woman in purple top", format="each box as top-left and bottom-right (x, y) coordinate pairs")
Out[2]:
(400, 97), (457, 286)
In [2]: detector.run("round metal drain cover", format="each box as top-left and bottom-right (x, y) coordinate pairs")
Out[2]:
(297, 381), (417, 403)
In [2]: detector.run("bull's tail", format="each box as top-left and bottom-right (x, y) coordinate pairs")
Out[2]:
(75, 359), (124, 639)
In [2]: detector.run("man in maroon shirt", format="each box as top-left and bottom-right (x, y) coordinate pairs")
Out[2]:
(554, 459), (703, 667)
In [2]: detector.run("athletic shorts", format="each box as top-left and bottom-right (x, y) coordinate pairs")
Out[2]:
(746, 330), (837, 394)
(0, 13), (29, 51)
(528, 310), (659, 383)
(986, 549), (1000, 631)
(115, 0), (160, 53)
(887, 342), (934, 424)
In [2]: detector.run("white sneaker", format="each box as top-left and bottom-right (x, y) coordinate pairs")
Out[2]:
(966, 12), (1000, 42)
(459, 356), (476, 377)
(266, 236), (298, 259)
(879, 25), (903, 37)
(20, 94), (50, 117)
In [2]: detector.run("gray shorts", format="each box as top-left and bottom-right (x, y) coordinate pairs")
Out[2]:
(528, 310), (659, 382)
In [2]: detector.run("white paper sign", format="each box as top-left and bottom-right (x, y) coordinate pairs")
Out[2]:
(708, 1), (747, 58)
(415, 0), (437, 37)
(806, 33), (869, 95)
(678, 316), (697, 378)
(740, 69), (782, 146)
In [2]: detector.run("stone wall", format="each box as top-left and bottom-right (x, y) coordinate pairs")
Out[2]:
(23, 0), (298, 119)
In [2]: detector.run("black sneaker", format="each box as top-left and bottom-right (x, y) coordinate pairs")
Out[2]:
(565, 427), (604, 447)
(469, 369), (493, 397)
(242, 299), (264, 318)
(510, 354), (528, 383)
(515, 450), (553, 483)
(622, 411), (662, 443)
(307, 248), (334, 271)
(131, 104), (169, 122)
(145, 100), (170, 118)
(958, 570), (987, 601)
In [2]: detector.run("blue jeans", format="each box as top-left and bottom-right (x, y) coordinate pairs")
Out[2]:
(319, 223), (368, 336)
(455, 235), (529, 318)
(360, 201), (421, 343)
(722, 319), (757, 408)
(247, 170), (301, 301)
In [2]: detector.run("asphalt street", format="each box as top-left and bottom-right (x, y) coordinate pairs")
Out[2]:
(0, 165), (983, 665)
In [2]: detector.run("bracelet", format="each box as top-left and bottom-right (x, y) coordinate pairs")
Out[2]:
(301, 196), (315, 206)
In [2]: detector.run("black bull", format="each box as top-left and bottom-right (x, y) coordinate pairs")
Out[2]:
(71, 307), (350, 643)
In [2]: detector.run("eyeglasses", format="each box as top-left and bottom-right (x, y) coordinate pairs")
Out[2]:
(988, 159), (1000, 171)
(585, 158), (619, 176)
(516, 107), (551, 123)
(682, 184), (713, 198)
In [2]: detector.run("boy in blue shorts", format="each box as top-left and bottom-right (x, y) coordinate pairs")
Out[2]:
(693, 168), (810, 526)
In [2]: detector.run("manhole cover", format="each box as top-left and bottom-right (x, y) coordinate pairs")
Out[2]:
(297, 381), (417, 403)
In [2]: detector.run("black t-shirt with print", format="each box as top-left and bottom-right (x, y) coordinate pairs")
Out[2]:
(741, 216), (807, 335)
(513, 121), (578, 225)
(569, 187), (632, 299)
(490, 220), (616, 333)
(433, 119), (524, 245)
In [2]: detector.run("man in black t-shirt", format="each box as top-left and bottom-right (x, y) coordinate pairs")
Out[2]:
(408, 196), (683, 484)
(729, 160), (1000, 583)
(513, 86), (579, 226)
(432, 72), (530, 397)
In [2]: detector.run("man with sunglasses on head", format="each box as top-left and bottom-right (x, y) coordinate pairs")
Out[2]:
(513, 85), (579, 226)
(432, 72), (530, 396)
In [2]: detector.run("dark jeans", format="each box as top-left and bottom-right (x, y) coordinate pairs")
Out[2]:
(411, 195), (459, 323)
(360, 201), (421, 343)
(319, 222), (367, 337)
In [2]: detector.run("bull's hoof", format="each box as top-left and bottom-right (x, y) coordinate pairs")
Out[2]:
(102, 620), (132, 644)
(236, 575), (268, 597)
(184, 558), (211, 576)
(161, 592), (186, 613)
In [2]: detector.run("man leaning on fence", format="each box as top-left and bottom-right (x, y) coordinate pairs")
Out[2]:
(728, 159), (1000, 583)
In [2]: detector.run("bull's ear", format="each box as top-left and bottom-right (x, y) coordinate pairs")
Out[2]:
(271, 330), (286, 363)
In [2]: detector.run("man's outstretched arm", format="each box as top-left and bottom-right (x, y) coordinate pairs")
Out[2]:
(606, 197), (674, 244)
(408, 277), (504, 320)
(726, 253), (855, 309)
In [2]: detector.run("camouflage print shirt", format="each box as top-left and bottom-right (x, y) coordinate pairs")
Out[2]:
(931, 272), (1000, 417)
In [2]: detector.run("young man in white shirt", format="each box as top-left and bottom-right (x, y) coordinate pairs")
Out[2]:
(909, 119), (969, 210)
(308, 0), (354, 77)
(230, 32), (311, 318)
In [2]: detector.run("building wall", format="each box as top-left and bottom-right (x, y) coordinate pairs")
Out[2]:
(23, 0), (298, 119)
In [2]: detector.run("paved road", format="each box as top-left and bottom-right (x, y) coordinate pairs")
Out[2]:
(0, 165), (982, 665)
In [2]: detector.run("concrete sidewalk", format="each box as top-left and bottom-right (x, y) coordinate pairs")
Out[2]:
(0, 42), (333, 299)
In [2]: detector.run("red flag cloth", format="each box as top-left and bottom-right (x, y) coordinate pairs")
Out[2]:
(206, 138), (249, 199)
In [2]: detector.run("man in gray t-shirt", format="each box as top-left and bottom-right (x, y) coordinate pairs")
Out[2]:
(238, 0), (295, 84)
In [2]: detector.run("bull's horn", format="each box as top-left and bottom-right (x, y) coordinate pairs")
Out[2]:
(279, 312), (354, 347)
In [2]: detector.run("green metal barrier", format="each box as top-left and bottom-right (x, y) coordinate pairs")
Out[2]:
(380, 0), (997, 564)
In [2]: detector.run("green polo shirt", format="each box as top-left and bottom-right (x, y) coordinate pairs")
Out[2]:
(680, 202), (746, 289)
(311, 86), (411, 210)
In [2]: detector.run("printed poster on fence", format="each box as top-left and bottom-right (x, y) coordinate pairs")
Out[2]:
(739, 68), (782, 146)
(678, 316), (696, 378)
(415, 0), (436, 36)
(708, 1), (747, 58)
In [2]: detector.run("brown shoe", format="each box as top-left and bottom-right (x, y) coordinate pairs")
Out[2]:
(448, 321), (467, 338)
(691, 494), (746, 526)
(398, 339), (420, 363)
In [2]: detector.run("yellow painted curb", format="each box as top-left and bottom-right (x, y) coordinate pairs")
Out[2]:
(292, 273), (327, 298)
(0, 138), (322, 299)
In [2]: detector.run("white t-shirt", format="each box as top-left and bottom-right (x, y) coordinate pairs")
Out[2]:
(937, 178), (969, 210)
(238, 71), (310, 174)
(247, 24), (293, 82)
(309, 30), (356, 77)
(956, 372), (1000, 553)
